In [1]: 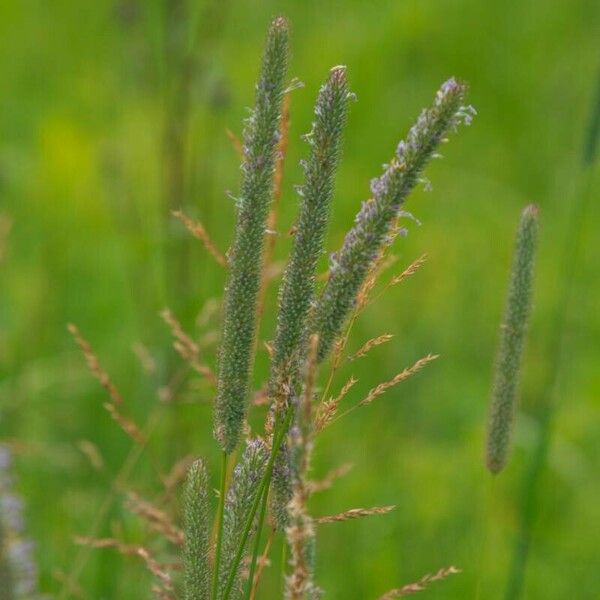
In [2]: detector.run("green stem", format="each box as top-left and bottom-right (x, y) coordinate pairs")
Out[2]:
(280, 540), (288, 597)
(212, 451), (228, 600)
(221, 407), (293, 600)
(245, 485), (269, 599)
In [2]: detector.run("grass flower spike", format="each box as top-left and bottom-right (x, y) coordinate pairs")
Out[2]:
(314, 78), (474, 361)
(183, 459), (211, 600)
(270, 66), (352, 391)
(268, 67), (352, 529)
(485, 204), (539, 474)
(214, 17), (289, 453)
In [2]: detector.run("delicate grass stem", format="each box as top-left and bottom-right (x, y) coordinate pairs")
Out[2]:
(485, 205), (539, 474)
(211, 451), (228, 600)
(214, 16), (289, 454)
(245, 485), (269, 599)
(221, 407), (294, 600)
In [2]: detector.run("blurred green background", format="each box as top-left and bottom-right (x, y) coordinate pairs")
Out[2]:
(1, 0), (599, 598)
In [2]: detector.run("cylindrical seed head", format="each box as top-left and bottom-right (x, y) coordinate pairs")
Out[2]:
(485, 204), (539, 474)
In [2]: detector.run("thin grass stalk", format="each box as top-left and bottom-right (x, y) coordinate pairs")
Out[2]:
(244, 484), (269, 599)
(504, 67), (600, 599)
(214, 17), (289, 454)
(211, 452), (228, 600)
(248, 528), (275, 600)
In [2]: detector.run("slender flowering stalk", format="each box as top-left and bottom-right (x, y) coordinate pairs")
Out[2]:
(485, 205), (539, 474)
(218, 440), (268, 599)
(183, 459), (211, 600)
(214, 16), (289, 453)
(314, 78), (474, 361)
(268, 66), (352, 530)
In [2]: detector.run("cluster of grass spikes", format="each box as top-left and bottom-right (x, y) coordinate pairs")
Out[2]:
(181, 15), (474, 600)
(39, 14), (477, 600)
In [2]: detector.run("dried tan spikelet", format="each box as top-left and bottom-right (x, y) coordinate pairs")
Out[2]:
(68, 324), (145, 444)
(301, 334), (320, 425)
(68, 323), (124, 405)
(196, 297), (220, 328)
(354, 220), (405, 313)
(125, 492), (184, 546)
(77, 439), (104, 471)
(308, 462), (353, 494)
(360, 354), (438, 407)
(161, 308), (217, 385)
(285, 488), (316, 600)
(172, 209), (227, 267)
(52, 569), (86, 600)
(315, 376), (357, 432)
(389, 253), (428, 287)
(355, 243), (384, 311)
(103, 403), (146, 445)
(160, 454), (195, 500)
(377, 566), (461, 599)
(350, 334), (394, 361)
(74, 536), (174, 593)
(225, 128), (244, 159)
(151, 585), (175, 600)
(131, 341), (157, 375)
(248, 529), (275, 600)
(161, 308), (200, 356)
(315, 504), (395, 524)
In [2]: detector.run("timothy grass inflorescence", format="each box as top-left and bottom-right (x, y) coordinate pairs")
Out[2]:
(183, 459), (210, 600)
(314, 78), (475, 362)
(270, 65), (351, 400)
(268, 65), (352, 530)
(485, 204), (539, 474)
(214, 17), (289, 454)
(64, 15), (477, 600)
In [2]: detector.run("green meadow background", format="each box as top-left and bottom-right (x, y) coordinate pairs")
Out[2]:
(1, 0), (599, 597)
